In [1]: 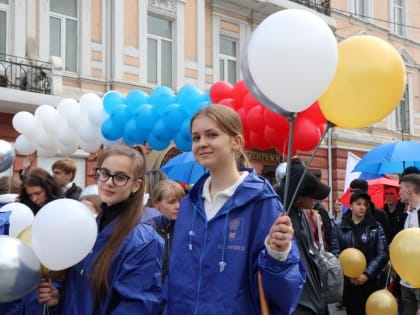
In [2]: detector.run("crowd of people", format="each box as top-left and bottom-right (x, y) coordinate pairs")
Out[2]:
(0, 103), (419, 314)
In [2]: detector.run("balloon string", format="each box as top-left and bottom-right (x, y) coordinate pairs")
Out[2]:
(385, 261), (392, 290)
(41, 270), (52, 315)
(286, 121), (333, 214)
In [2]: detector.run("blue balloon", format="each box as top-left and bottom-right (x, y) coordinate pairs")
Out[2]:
(123, 119), (147, 146)
(151, 120), (173, 142)
(134, 104), (158, 131)
(149, 86), (176, 116)
(173, 120), (192, 151)
(162, 103), (186, 132)
(103, 91), (125, 114)
(110, 104), (130, 129)
(101, 118), (123, 141)
(126, 90), (149, 114)
(147, 133), (171, 151)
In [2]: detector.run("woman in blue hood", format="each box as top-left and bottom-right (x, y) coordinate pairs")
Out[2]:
(164, 104), (305, 315)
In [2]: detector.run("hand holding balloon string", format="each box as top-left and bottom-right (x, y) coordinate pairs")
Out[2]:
(267, 213), (293, 252)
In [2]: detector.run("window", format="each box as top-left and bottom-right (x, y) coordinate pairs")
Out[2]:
(147, 15), (173, 87)
(391, 0), (407, 37)
(354, 0), (368, 17)
(219, 36), (237, 85)
(395, 84), (410, 134)
(0, 0), (8, 55)
(50, 0), (77, 72)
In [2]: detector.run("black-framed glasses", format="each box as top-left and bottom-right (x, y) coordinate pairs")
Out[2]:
(94, 168), (132, 187)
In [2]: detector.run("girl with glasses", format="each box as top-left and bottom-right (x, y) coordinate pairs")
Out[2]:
(38, 145), (164, 314)
(163, 104), (305, 314)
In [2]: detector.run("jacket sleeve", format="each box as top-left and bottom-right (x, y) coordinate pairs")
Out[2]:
(256, 196), (306, 315)
(259, 239), (306, 315)
(329, 225), (341, 257)
(365, 224), (389, 278)
(110, 232), (164, 315)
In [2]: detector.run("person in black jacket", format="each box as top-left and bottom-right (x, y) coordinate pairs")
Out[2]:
(349, 178), (392, 244)
(331, 191), (388, 315)
(277, 160), (331, 315)
(51, 158), (83, 200)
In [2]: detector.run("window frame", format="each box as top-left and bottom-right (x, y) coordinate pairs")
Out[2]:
(219, 35), (238, 85)
(49, 1), (78, 72)
(0, 1), (9, 55)
(390, 0), (408, 37)
(147, 14), (174, 88)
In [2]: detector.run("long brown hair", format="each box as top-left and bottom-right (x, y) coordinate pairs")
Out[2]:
(191, 104), (251, 169)
(91, 145), (146, 309)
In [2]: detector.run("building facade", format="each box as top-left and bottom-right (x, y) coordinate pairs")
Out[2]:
(0, 0), (419, 209)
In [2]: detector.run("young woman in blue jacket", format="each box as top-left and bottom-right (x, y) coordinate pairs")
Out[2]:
(164, 104), (305, 315)
(38, 145), (164, 314)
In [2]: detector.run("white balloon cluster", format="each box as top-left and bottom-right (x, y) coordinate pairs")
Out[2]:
(13, 93), (119, 157)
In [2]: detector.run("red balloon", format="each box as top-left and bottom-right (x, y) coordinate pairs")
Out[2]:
(264, 108), (289, 130)
(293, 115), (321, 151)
(246, 105), (265, 132)
(237, 108), (251, 149)
(218, 98), (237, 110)
(264, 125), (289, 148)
(249, 131), (272, 151)
(232, 80), (249, 108)
(300, 101), (326, 126)
(243, 92), (260, 111)
(209, 81), (234, 103)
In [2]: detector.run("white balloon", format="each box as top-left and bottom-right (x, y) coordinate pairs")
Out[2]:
(57, 141), (79, 156)
(67, 106), (82, 129)
(36, 126), (56, 148)
(4, 203), (34, 238)
(79, 138), (102, 153)
(57, 123), (78, 146)
(14, 135), (37, 156)
(31, 199), (97, 270)
(36, 144), (57, 158)
(88, 105), (109, 127)
(79, 93), (102, 114)
(34, 105), (60, 133)
(79, 120), (100, 143)
(243, 9), (338, 114)
(57, 98), (79, 117)
(12, 112), (38, 135)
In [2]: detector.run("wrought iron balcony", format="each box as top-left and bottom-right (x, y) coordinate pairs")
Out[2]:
(291, 0), (330, 16)
(0, 53), (52, 94)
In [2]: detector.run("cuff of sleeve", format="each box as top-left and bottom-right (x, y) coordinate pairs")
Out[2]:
(265, 236), (291, 261)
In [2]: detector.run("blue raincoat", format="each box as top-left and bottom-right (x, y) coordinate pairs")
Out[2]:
(164, 169), (305, 315)
(61, 217), (164, 314)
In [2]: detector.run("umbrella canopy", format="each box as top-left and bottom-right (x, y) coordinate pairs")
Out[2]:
(160, 151), (207, 185)
(352, 141), (420, 176)
(340, 177), (399, 209)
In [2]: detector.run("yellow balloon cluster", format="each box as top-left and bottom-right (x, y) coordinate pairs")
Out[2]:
(390, 228), (420, 287)
(339, 248), (366, 278)
(319, 35), (406, 129)
(366, 289), (398, 315)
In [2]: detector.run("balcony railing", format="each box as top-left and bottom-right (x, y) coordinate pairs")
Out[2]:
(291, 0), (330, 16)
(0, 53), (52, 94)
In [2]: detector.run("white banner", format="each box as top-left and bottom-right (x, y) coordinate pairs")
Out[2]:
(344, 152), (361, 192)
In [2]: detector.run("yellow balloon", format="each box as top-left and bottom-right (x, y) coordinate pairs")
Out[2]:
(17, 226), (67, 282)
(366, 289), (398, 315)
(339, 248), (366, 278)
(17, 225), (32, 247)
(319, 35), (406, 129)
(390, 228), (420, 287)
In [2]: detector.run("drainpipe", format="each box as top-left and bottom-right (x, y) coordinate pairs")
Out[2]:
(105, 0), (112, 91)
(327, 126), (333, 215)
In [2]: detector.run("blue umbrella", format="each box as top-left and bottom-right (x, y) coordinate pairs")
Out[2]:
(352, 141), (420, 175)
(160, 151), (207, 184)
